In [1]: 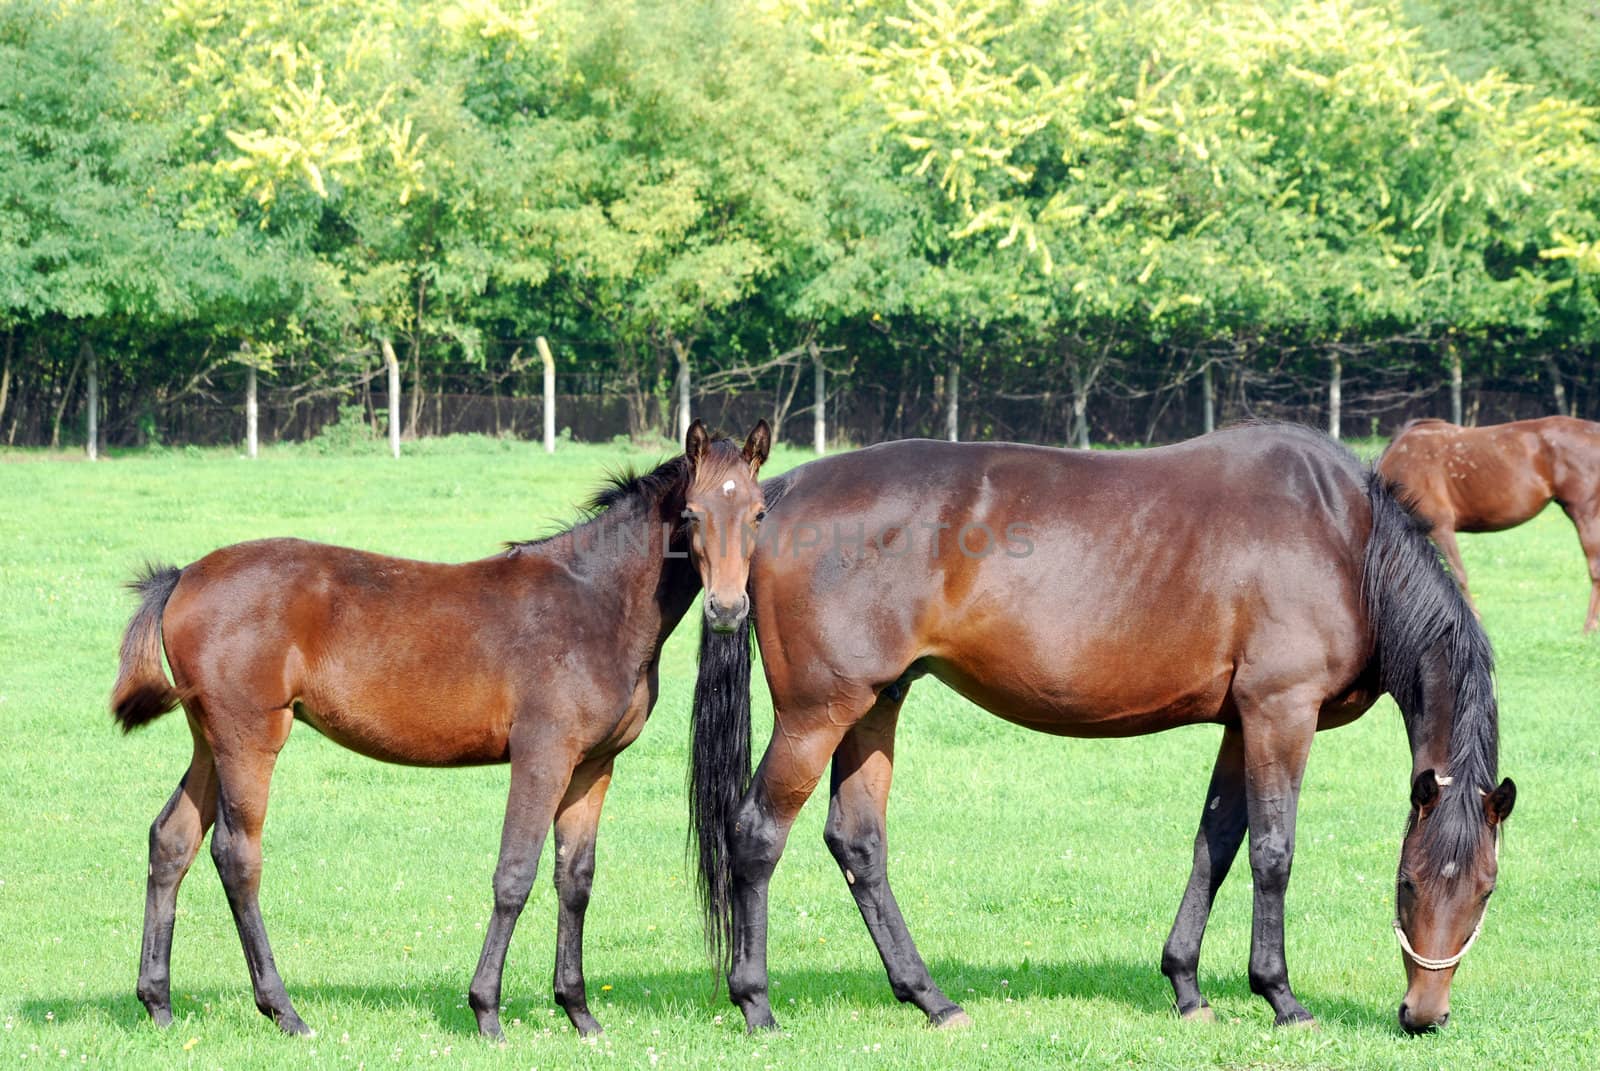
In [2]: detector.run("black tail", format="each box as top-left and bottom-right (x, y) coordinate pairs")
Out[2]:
(688, 614), (753, 975)
(1362, 473), (1498, 851)
(110, 563), (184, 732)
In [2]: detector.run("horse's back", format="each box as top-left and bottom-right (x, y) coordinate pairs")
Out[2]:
(1380, 419), (1560, 531)
(162, 538), (563, 765)
(754, 427), (1373, 735)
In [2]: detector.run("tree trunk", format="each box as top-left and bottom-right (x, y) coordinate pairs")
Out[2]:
(245, 360), (259, 459)
(1448, 341), (1463, 425)
(1069, 357), (1090, 449)
(381, 337), (402, 459)
(672, 338), (691, 442)
(946, 359), (959, 442)
(406, 340), (423, 440)
(51, 340), (86, 450)
(770, 357), (803, 439)
(810, 340), (826, 455)
(536, 335), (556, 454)
(1328, 351), (1342, 441)
(86, 342), (99, 460)
(1201, 361), (1215, 434)
(1545, 354), (1569, 416)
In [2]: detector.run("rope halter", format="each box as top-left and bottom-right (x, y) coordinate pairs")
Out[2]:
(1393, 913), (1485, 971)
(1393, 779), (1499, 972)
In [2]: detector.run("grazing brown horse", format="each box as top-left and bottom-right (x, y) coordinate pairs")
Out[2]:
(689, 424), (1515, 1036)
(111, 420), (770, 1039)
(1378, 416), (1600, 631)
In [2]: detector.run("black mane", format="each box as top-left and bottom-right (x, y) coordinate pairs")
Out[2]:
(504, 455), (692, 556)
(1364, 472), (1499, 881)
(505, 437), (748, 556)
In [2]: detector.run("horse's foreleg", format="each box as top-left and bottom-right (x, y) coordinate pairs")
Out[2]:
(137, 720), (218, 1027)
(469, 730), (573, 1041)
(728, 714), (850, 1032)
(1161, 725), (1248, 1022)
(1432, 526), (1475, 615)
(550, 756), (614, 1037)
(824, 700), (967, 1028)
(209, 708), (307, 1035)
(1239, 696), (1318, 1027)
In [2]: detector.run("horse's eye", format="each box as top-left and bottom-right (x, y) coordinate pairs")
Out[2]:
(755, 510), (767, 523)
(1399, 877), (1416, 895)
(1481, 888), (1495, 903)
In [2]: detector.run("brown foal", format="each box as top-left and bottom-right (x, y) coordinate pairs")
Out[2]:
(111, 420), (769, 1039)
(690, 425), (1514, 1035)
(1379, 415), (1600, 630)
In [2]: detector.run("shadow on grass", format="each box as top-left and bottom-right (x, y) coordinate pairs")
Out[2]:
(18, 954), (1403, 1038)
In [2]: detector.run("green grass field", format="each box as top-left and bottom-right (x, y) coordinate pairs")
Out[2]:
(2, 435), (1598, 1070)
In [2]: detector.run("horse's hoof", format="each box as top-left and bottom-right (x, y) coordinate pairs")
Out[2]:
(276, 1014), (313, 1037)
(476, 1020), (506, 1043)
(1180, 1004), (1216, 1024)
(147, 1007), (173, 1029)
(1274, 1011), (1317, 1030)
(930, 1007), (973, 1030)
(746, 1017), (781, 1034)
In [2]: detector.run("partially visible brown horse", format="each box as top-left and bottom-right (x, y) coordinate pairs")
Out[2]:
(690, 425), (1515, 1036)
(111, 420), (769, 1040)
(1379, 416), (1600, 631)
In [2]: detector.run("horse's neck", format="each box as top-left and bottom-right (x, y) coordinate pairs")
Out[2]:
(1405, 640), (1490, 783)
(547, 498), (700, 655)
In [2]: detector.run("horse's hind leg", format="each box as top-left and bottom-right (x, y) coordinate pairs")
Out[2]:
(1161, 726), (1248, 1022)
(1432, 526), (1476, 615)
(550, 756), (615, 1037)
(208, 707), (309, 1035)
(1557, 502), (1600, 632)
(823, 698), (967, 1028)
(137, 715), (218, 1026)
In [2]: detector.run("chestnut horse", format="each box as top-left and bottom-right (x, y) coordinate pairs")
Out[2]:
(689, 424), (1515, 1036)
(1378, 416), (1600, 630)
(111, 420), (769, 1039)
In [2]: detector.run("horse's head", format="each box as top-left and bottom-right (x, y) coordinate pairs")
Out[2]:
(1394, 768), (1516, 1034)
(682, 418), (770, 632)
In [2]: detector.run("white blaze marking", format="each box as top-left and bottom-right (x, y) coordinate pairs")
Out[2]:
(1441, 861), (1458, 878)
(1209, 796), (1220, 811)
(722, 479), (736, 496)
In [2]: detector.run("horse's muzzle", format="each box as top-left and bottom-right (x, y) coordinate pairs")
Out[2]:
(1398, 1002), (1449, 1035)
(704, 593), (749, 633)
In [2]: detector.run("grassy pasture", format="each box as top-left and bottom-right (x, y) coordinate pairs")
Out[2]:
(1, 435), (1597, 1070)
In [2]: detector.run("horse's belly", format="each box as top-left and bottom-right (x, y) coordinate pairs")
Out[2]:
(927, 654), (1232, 739)
(293, 685), (513, 767)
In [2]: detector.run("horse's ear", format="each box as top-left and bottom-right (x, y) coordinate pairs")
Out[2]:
(685, 419), (710, 468)
(743, 420), (771, 474)
(1411, 769), (1441, 814)
(1484, 777), (1516, 826)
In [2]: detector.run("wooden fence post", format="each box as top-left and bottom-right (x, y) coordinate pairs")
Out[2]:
(810, 340), (826, 455)
(1448, 341), (1462, 425)
(1328, 351), (1342, 441)
(243, 347), (259, 459)
(946, 359), (959, 443)
(86, 343), (98, 461)
(536, 336), (556, 454)
(381, 337), (402, 459)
